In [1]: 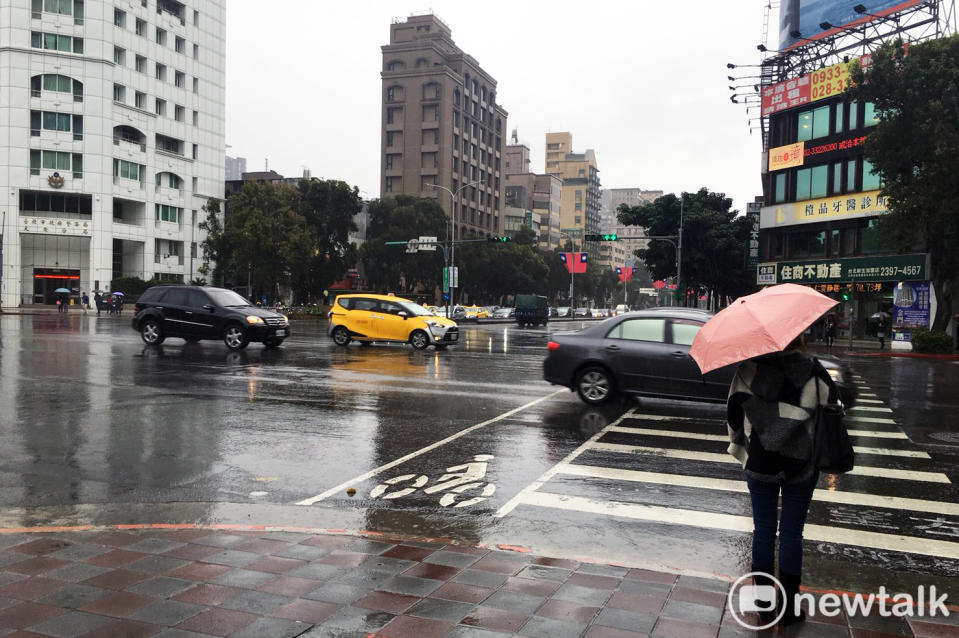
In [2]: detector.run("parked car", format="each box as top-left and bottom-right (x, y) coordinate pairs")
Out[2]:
(543, 308), (858, 406)
(515, 294), (549, 327)
(328, 293), (458, 350)
(491, 307), (514, 319)
(573, 307), (592, 318)
(132, 285), (290, 350)
(556, 307), (572, 318)
(613, 304), (629, 316)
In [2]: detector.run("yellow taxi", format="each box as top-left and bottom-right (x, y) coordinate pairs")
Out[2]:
(328, 294), (459, 350)
(462, 305), (489, 319)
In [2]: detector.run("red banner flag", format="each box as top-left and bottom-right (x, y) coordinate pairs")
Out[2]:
(616, 266), (633, 282)
(559, 252), (588, 274)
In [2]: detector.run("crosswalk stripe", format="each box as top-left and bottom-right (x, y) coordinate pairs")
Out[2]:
(846, 429), (908, 440)
(555, 464), (959, 516)
(514, 492), (959, 560)
(609, 426), (926, 458)
(590, 442), (949, 483)
(845, 415), (897, 425)
(850, 405), (894, 413)
(855, 398), (884, 404)
(859, 392), (879, 398)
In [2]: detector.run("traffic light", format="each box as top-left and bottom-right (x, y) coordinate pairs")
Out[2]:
(584, 233), (618, 241)
(487, 236), (512, 242)
(841, 290), (850, 301)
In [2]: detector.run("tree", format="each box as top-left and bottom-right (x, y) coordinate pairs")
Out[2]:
(293, 179), (361, 303)
(359, 195), (447, 296)
(851, 35), (959, 332)
(618, 188), (752, 307)
(457, 235), (548, 304)
(197, 198), (230, 287)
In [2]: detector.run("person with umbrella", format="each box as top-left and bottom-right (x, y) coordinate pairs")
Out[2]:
(876, 314), (887, 349)
(690, 284), (842, 627)
(94, 291), (103, 316)
(54, 287), (70, 313)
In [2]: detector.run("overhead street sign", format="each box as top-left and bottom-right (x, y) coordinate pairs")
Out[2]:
(418, 236), (437, 251)
(406, 239), (419, 253)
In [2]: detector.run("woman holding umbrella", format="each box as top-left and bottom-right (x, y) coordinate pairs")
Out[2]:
(689, 284), (843, 627)
(54, 288), (70, 313)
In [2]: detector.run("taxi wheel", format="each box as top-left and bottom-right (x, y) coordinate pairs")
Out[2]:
(409, 330), (429, 350)
(332, 326), (351, 346)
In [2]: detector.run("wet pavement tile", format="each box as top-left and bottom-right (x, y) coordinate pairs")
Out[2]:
(232, 538), (291, 555)
(189, 534), (250, 549)
(450, 569), (510, 589)
(607, 591), (666, 614)
(123, 539), (187, 555)
(470, 556), (525, 575)
(81, 618), (164, 637)
(273, 544), (332, 562)
(551, 582), (615, 607)
(0, 577), (64, 602)
(174, 607), (258, 636)
(37, 584), (108, 610)
(127, 600), (204, 626)
(81, 570), (150, 591)
(271, 598), (341, 624)
(9, 539), (73, 556)
(459, 605), (529, 633)
(402, 562), (460, 581)
(171, 583), (243, 606)
(312, 605), (394, 633)
(46, 544), (111, 562)
(124, 576), (194, 599)
(429, 582), (494, 604)
(5, 556), (70, 576)
(88, 532), (141, 548)
(481, 590), (547, 615)
(259, 532), (313, 544)
(675, 575), (728, 594)
(618, 579), (674, 598)
(583, 627), (652, 638)
(404, 597), (474, 622)
(160, 544), (221, 562)
(577, 564), (630, 578)
(379, 574), (444, 597)
(126, 555), (189, 575)
(423, 551), (483, 569)
(327, 568), (395, 589)
(594, 607), (658, 634)
(531, 556), (580, 570)
(0, 575), (26, 590)
(668, 586), (727, 608)
(382, 545), (436, 562)
(659, 599), (724, 625)
(651, 616), (721, 638)
(220, 589), (292, 615)
(339, 539), (395, 555)
(298, 536), (354, 550)
(210, 568), (277, 590)
(229, 616), (312, 638)
(84, 550), (147, 569)
(379, 613), (452, 638)
(356, 556), (417, 575)
(0, 601), (65, 629)
(515, 564), (572, 582)
(626, 569), (678, 585)
(316, 552), (372, 568)
(26, 609), (110, 636)
(500, 576), (561, 598)
(303, 583), (370, 605)
(287, 563), (344, 582)
(256, 576), (323, 598)
(77, 591), (152, 618)
(199, 550), (260, 568)
(353, 590), (420, 614)
(518, 615), (588, 638)
(536, 598), (601, 623)
(567, 572), (622, 590)
(443, 627), (513, 638)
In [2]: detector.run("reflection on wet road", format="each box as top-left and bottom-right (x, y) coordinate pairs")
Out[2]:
(1, 313), (958, 593)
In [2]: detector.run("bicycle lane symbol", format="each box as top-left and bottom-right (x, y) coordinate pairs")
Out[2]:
(369, 454), (496, 508)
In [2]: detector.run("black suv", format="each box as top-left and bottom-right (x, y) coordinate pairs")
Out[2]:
(132, 286), (290, 350)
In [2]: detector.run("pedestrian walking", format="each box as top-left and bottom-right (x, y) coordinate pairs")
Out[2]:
(56, 297), (63, 313)
(825, 315), (837, 352)
(94, 291), (102, 316)
(726, 334), (838, 626)
(82, 292), (89, 309)
(876, 315), (887, 349)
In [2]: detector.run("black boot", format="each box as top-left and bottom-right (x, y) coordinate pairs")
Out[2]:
(778, 571), (806, 626)
(752, 570), (778, 625)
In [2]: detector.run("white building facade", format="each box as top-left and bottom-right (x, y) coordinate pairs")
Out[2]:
(0, 0), (225, 308)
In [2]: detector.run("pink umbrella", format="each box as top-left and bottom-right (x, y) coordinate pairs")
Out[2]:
(689, 283), (839, 374)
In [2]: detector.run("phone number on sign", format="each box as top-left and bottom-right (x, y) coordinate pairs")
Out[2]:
(880, 265), (922, 277)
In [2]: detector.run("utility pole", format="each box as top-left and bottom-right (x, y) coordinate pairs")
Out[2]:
(428, 181), (480, 317)
(678, 195), (684, 307)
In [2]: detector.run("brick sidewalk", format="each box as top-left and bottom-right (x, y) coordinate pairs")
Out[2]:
(0, 526), (954, 637)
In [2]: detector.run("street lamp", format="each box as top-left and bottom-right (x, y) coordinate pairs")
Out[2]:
(427, 180), (481, 317)
(559, 230), (581, 309)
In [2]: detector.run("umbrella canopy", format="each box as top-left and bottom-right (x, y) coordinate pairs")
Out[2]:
(689, 283), (839, 374)
(869, 311), (890, 320)
(54, 288), (70, 293)
(110, 291), (125, 296)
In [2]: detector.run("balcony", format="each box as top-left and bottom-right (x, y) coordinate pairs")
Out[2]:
(114, 137), (146, 152)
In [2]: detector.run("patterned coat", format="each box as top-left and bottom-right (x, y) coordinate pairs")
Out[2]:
(726, 351), (836, 484)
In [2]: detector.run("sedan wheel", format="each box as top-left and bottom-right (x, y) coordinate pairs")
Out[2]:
(332, 326), (351, 346)
(223, 324), (249, 350)
(140, 319), (165, 345)
(409, 329), (429, 350)
(576, 366), (614, 405)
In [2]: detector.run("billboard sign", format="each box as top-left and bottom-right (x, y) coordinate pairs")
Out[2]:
(758, 263), (778, 285)
(773, 254), (926, 284)
(768, 142), (805, 171)
(779, 1), (920, 51)
(760, 190), (888, 228)
(761, 56), (869, 116)
(893, 281), (930, 328)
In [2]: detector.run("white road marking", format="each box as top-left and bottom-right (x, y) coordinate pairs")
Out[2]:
(555, 464), (959, 516)
(295, 389), (566, 506)
(849, 405), (894, 413)
(609, 425), (925, 456)
(855, 398), (884, 404)
(845, 415), (897, 425)
(514, 492), (959, 560)
(589, 442), (949, 483)
(859, 392), (879, 398)
(493, 409), (635, 518)
(846, 429), (908, 439)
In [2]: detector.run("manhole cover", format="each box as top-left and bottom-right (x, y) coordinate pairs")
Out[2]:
(929, 432), (959, 444)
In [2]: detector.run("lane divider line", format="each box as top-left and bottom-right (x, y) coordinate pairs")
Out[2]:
(513, 492), (959, 560)
(295, 389), (566, 506)
(555, 464), (959, 516)
(493, 408), (636, 518)
(589, 442), (950, 483)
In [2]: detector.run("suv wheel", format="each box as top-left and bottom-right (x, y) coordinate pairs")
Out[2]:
(332, 325), (351, 346)
(140, 318), (165, 345)
(409, 329), (429, 350)
(223, 324), (249, 350)
(576, 366), (614, 405)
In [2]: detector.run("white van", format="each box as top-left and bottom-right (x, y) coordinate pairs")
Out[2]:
(614, 304), (629, 316)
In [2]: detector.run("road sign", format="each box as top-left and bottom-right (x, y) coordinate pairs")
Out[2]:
(418, 236), (437, 251)
(560, 227), (582, 237)
(442, 267), (449, 293)
(449, 266), (459, 288)
(406, 239), (419, 253)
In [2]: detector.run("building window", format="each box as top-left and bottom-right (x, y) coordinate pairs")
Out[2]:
(862, 159), (882, 190)
(387, 107), (401, 124)
(848, 100), (859, 130)
(192, 143), (198, 159)
(175, 36), (185, 54)
(156, 172), (183, 189)
(846, 159), (857, 191)
(136, 17), (146, 36)
(32, 73), (83, 101)
(174, 104), (184, 121)
(135, 54), (146, 72)
(192, 43), (198, 59)
(135, 91), (145, 109)
(192, 110), (198, 126)
(833, 102), (844, 134)
(193, 9), (198, 25)
(174, 70), (185, 87)
(114, 8), (125, 26)
(574, 216), (581, 225)
(113, 46), (125, 65)
(31, 31), (83, 53)
(156, 27), (166, 45)
(385, 177), (394, 193)
(155, 63), (166, 81)
(863, 101), (879, 127)
(113, 159), (142, 181)
(859, 218), (882, 253)
(422, 82), (440, 100)
(155, 204), (180, 223)
(192, 77), (199, 93)
(113, 83), (125, 102)
(810, 164), (828, 198)
(30, 149), (77, 174)
(155, 98), (166, 116)
(832, 162), (842, 195)
(386, 131), (395, 147)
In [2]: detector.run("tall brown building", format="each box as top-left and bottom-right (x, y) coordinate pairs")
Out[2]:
(380, 13), (508, 237)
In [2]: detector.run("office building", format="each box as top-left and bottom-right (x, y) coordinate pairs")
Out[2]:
(544, 132), (601, 248)
(504, 139), (561, 248)
(380, 13), (507, 237)
(0, 0), (226, 308)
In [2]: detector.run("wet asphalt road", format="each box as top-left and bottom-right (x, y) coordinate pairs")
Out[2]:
(1, 313), (958, 597)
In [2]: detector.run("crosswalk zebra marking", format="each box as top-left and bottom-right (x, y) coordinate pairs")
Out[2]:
(608, 426), (927, 458)
(845, 415), (897, 425)
(856, 398), (884, 404)
(554, 464), (959, 516)
(590, 442), (949, 483)
(850, 405), (894, 413)
(846, 429), (908, 440)
(514, 492), (959, 560)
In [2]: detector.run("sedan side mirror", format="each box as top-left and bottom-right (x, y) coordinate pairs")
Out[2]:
(203, 304), (214, 312)
(398, 311), (408, 319)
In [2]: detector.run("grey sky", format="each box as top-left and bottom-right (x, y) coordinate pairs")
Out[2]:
(226, 1), (769, 213)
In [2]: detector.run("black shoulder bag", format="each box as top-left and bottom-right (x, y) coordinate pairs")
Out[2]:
(812, 364), (855, 474)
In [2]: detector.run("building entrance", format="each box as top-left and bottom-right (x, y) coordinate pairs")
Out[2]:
(33, 269), (80, 305)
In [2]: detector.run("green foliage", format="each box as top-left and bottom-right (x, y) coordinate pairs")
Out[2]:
(850, 35), (959, 332)
(197, 198), (229, 286)
(108, 276), (176, 301)
(617, 188), (752, 305)
(910, 327), (954, 354)
(458, 231), (549, 303)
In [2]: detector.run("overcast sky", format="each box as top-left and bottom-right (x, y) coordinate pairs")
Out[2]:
(225, 1), (771, 214)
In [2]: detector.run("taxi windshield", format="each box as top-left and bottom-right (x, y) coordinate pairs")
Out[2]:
(396, 300), (436, 317)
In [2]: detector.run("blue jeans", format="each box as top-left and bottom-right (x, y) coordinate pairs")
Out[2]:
(746, 472), (818, 575)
